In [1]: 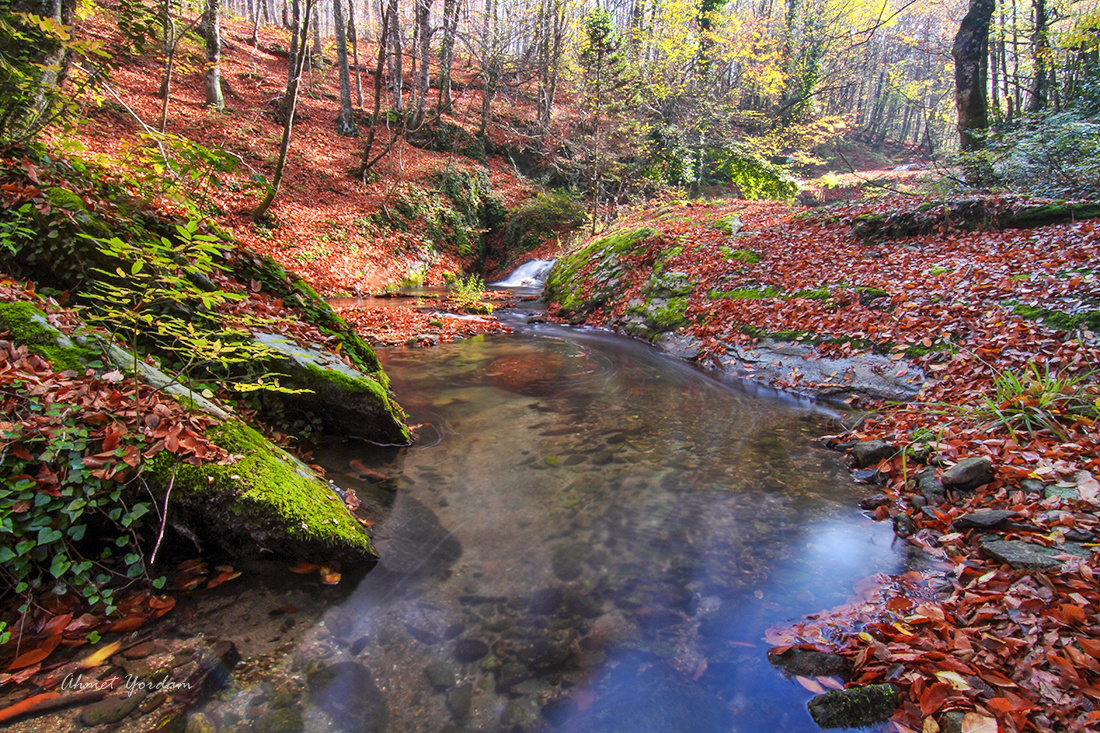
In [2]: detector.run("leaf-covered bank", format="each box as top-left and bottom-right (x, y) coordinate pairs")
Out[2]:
(544, 194), (1100, 732)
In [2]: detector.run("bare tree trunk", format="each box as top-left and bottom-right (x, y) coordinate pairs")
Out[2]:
(349, 0), (364, 106)
(333, 0), (358, 133)
(358, 0), (401, 179)
(437, 0), (460, 110)
(386, 0), (403, 112)
(952, 0), (995, 152)
(203, 0), (225, 109)
(412, 0), (433, 127)
(254, 0), (320, 221)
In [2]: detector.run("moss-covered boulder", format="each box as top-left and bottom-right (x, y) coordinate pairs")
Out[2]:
(252, 332), (409, 444)
(545, 227), (658, 323)
(148, 420), (374, 561)
(0, 301), (94, 372)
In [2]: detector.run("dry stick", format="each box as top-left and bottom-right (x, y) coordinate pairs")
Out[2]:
(83, 68), (175, 178)
(0, 690), (108, 726)
(148, 463), (178, 568)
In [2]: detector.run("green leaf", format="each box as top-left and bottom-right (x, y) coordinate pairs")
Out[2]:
(131, 259), (144, 274)
(37, 527), (62, 545)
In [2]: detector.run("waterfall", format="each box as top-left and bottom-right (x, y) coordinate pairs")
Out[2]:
(489, 259), (556, 291)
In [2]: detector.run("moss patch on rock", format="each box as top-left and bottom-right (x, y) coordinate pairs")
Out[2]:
(0, 301), (94, 372)
(545, 227), (658, 323)
(149, 420), (373, 561)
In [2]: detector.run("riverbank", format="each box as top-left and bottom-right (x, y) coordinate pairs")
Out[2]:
(541, 194), (1100, 731)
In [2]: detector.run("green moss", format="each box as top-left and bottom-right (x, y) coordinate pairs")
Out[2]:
(807, 683), (899, 729)
(719, 247), (760, 264)
(712, 215), (742, 236)
(1012, 303), (1100, 332)
(546, 228), (658, 320)
(150, 420), (372, 556)
(0, 301), (94, 372)
(709, 285), (781, 300)
(648, 296), (688, 329)
(792, 286), (831, 301)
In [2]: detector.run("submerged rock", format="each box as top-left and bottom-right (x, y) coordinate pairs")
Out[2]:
(806, 683), (899, 729)
(372, 495), (462, 576)
(768, 648), (851, 679)
(306, 662), (389, 733)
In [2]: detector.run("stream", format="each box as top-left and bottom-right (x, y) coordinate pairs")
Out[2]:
(193, 275), (918, 732)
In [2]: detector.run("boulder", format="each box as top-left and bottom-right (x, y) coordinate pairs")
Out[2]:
(253, 332), (409, 444)
(952, 510), (1019, 531)
(979, 538), (1091, 571)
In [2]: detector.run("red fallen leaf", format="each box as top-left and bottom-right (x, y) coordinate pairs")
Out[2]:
(107, 615), (147, 633)
(1059, 603), (1087, 624)
(0, 691), (61, 725)
(919, 682), (952, 715)
(8, 633), (62, 670)
(319, 566), (341, 585)
(206, 569), (241, 589)
(11, 499), (30, 513)
(148, 596), (176, 617)
(177, 558), (208, 573)
(64, 613), (101, 635)
(268, 605), (298, 617)
(11, 444), (33, 461)
(41, 613), (73, 637)
(289, 562), (320, 574)
(101, 429), (121, 453)
(0, 661), (42, 686)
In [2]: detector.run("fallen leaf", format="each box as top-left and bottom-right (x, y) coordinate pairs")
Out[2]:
(77, 641), (121, 669)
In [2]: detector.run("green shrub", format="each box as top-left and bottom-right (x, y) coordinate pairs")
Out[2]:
(499, 191), (586, 254)
(974, 364), (1099, 440)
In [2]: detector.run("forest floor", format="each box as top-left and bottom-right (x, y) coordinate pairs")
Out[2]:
(2, 10), (1097, 733)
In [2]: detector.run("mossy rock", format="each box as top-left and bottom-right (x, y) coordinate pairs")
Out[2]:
(147, 420), (375, 562)
(252, 332), (409, 444)
(545, 227), (657, 322)
(0, 301), (95, 372)
(807, 683), (899, 729)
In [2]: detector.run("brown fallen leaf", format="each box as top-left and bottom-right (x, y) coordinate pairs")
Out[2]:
(77, 640), (121, 669)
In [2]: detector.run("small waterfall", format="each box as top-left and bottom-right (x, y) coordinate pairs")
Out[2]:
(489, 259), (556, 291)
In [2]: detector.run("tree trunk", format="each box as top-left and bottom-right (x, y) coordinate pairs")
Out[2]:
(1029, 0), (1049, 112)
(358, 0), (401, 179)
(348, 0), (364, 106)
(203, 0), (225, 109)
(386, 0), (403, 112)
(254, 0), (319, 221)
(437, 0), (460, 110)
(412, 0), (433, 127)
(333, 0), (358, 134)
(952, 0), (995, 152)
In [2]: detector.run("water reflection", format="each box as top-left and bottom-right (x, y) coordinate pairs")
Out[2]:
(215, 326), (913, 732)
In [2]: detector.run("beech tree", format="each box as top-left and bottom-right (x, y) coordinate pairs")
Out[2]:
(202, 0), (225, 109)
(333, 0), (357, 134)
(953, 0), (996, 151)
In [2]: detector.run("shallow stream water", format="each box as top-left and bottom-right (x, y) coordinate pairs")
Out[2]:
(284, 313), (914, 732)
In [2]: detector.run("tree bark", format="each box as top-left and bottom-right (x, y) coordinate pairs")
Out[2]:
(952, 0), (996, 152)
(386, 0), (403, 112)
(1028, 0), (1049, 112)
(203, 0), (226, 109)
(333, 0), (358, 134)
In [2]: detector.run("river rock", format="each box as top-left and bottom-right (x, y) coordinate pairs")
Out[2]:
(849, 440), (894, 468)
(941, 457), (994, 491)
(424, 662), (456, 691)
(253, 708), (305, 733)
(519, 640), (574, 673)
(551, 542), (590, 581)
(952, 510), (1019, 531)
(446, 683), (473, 719)
(453, 638), (490, 663)
(768, 648), (851, 679)
(373, 495), (462, 577)
(80, 691), (146, 726)
(979, 538), (1091, 571)
(917, 469), (946, 504)
(563, 588), (603, 618)
(807, 684), (899, 728)
(859, 494), (889, 510)
(500, 697), (541, 732)
(529, 587), (563, 615)
(306, 661), (389, 733)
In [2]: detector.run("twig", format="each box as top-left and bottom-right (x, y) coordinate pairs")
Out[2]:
(0, 689), (107, 725)
(149, 463), (177, 568)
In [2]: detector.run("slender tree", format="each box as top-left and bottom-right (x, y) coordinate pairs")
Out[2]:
(333, 0), (358, 134)
(438, 0), (461, 110)
(412, 0), (433, 127)
(253, 0), (319, 221)
(348, 0), (364, 106)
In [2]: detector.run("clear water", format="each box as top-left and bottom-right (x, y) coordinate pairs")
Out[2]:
(297, 322), (913, 732)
